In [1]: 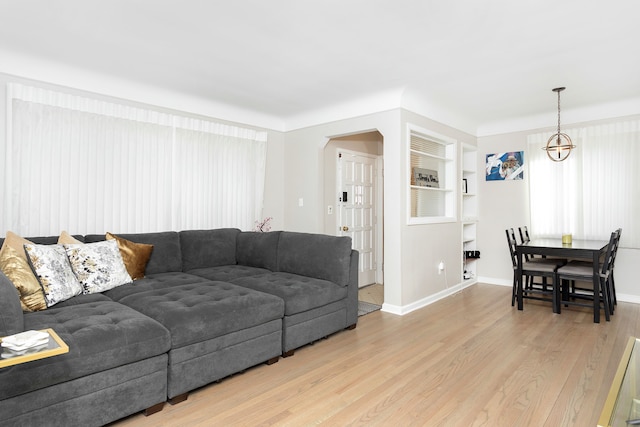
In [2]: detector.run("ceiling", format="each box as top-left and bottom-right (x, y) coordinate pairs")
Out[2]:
(1, 0), (639, 135)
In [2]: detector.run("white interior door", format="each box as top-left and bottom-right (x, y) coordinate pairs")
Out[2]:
(337, 150), (378, 287)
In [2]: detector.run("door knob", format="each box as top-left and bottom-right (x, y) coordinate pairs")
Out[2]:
(342, 226), (349, 231)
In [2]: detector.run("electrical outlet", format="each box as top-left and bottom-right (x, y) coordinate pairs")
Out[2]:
(438, 261), (445, 275)
(327, 205), (333, 215)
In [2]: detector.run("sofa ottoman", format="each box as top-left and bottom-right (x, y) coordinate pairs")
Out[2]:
(115, 281), (285, 400)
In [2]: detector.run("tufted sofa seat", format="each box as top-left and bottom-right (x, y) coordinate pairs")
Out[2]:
(0, 228), (358, 426)
(115, 281), (284, 398)
(0, 298), (171, 426)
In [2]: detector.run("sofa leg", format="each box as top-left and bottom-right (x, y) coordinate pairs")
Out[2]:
(346, 323), (357, 330)
(168, 393), (189, 405)
(266, 356), (279, 365)
(143, 402), (165, 416)
(282, 349), (295, 358)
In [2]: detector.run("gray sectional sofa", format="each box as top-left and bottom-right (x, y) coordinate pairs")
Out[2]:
(0, 229), (358, 427)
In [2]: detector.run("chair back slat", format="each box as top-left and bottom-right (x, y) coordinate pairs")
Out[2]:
(610, 228), (622, 269)
(600, 231), (618, 277)
(518, 226), (532, 261)
(518, 226), (531, 244)
(505, 228), (518, 268)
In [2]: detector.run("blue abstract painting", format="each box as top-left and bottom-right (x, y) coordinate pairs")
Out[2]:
(485, 151), (524, 181)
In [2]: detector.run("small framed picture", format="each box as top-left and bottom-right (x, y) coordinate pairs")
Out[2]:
(462, 178), (468, 194)
(485, 151), (524, 181)
(412, 167), (439, 188)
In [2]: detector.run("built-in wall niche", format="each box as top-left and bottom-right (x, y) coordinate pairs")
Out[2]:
(407, 124), (456, 224)
(461, 143), (478, 283)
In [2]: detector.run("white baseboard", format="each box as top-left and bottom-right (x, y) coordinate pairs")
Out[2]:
(381, 280), (477, 316)
(380, 277), (639, 315)
(616, 293), (640, 305)
(478, 276), (511, 287)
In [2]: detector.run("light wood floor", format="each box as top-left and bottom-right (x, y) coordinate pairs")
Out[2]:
(110, 283), (639, 426)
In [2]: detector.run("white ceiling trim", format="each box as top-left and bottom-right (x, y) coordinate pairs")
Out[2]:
(0, 48), (286, 132)
(476, 96), (640, 137)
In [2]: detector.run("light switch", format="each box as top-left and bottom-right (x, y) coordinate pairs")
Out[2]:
(298, 198), (304, 207)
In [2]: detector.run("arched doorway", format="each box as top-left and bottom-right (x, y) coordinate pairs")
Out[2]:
(323, 131), (384, 305)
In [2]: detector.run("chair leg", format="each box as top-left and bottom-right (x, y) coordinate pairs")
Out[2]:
(606, 278), (615, 315)
(608, 276), (617, 312)
(561, 278), (570, 307)
(552, 276), (559, 314)
(600, 278), (611, 322)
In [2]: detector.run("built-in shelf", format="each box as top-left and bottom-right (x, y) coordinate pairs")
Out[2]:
(407, 124), (456, 224)
(462, 143), (478, 283)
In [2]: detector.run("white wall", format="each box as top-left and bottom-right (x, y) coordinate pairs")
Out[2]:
(282, 109), (478, 312)
(399, 110), (477, 311)
(262, 130), (286, 231)
(477, 115), (640, 303)
(476, 130), (533, 286)
(282, 110), (404, 308)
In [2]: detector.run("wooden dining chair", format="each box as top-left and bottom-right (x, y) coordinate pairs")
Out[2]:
(563, 228), (621, 316)
(554, 230), (617, 322)
(609, 228), (622, 308)
(515, 226), (565, 296)
(506, 228), (561, 311)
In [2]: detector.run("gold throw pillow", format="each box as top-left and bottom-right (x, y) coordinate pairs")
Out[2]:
(0, 236), (47, 312)
(106, 232), (153, 280)
(58, 230), (83, 245)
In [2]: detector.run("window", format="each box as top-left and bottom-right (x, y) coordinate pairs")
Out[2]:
(4, 83), (267, 235)
(527, 119), (640, 248)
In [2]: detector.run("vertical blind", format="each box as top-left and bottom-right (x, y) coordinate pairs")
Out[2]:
(3, 83), (267, 236)
(527, 119), (640, 248)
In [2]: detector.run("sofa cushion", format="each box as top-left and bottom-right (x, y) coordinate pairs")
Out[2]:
(53, 292), (114, 307)
(85, 231), (182, 274)
(64, 240), (132, 294)
(277, 232), (352, 287)
(57, 230), (83, 244)
(103, 272), (210, 302)
(231, 272), (348, 316)
(106, 232), (154, 280)
(0, 271), (24, 336)
(24, 244), (83, 307)
(187, 264), (270, 282)
(180, 228), (240, 271)
(0, 301), (171, 400)
(0, 243), (47, 312)
(117, 281), (284, 348)
(236, 231), (280, 271)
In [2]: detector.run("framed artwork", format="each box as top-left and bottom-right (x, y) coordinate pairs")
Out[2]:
(412, 167), (439, 188)
(485, 151), (524, 181)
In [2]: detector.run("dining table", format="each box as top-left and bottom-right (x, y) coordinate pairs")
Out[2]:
(516, 237), (609, 323)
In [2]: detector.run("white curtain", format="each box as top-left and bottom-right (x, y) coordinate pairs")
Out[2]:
(4, 83), (267, 236)
(527, 119), (640, 248)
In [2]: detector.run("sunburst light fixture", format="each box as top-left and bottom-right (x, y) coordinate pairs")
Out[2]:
(543, 87), (575, 162)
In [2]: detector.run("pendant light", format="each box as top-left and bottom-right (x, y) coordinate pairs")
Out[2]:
(543, 87), (575, 162)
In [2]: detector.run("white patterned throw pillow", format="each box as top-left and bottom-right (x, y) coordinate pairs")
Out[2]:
(24, 244), (83, 307)
(64, 240), (132, 294)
